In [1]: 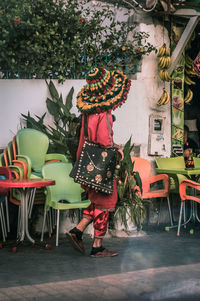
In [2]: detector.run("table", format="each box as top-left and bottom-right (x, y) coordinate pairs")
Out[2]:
(155, 167), (200, 179)
(155, 167), (200, 229)
(0, 178), (55, 248)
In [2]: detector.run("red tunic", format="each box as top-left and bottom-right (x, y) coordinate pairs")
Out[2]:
(77, 111), (118, 211)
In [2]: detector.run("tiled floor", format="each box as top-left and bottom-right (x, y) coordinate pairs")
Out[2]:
(1, 226), (200, 301)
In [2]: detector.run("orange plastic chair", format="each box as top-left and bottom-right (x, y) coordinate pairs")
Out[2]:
(177, 179), (200, 236)
(8, 138), (28, 178)
(131, 156), (172, 225)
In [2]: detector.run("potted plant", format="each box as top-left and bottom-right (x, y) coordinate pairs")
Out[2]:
(113, 137), (148, 231)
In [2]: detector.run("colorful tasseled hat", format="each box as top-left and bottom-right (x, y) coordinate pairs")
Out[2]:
(76, 67), (131, 113)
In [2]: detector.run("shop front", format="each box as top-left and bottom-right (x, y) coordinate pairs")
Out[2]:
(170, 8), (200, 158)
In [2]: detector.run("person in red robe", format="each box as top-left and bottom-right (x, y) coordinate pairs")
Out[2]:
(66, 67), (131, 257)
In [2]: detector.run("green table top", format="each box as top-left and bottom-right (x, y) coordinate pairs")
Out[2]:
(155, 168), (200, 176)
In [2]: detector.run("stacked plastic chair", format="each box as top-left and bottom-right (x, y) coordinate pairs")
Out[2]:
(14, 128), (68, 222)
(0, 167), (12, 242)
(1, 129), (69, 241)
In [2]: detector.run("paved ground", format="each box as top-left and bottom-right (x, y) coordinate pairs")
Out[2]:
(1, 225), (200, 301)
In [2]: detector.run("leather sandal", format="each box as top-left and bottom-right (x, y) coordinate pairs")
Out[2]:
(90, 248), (118, 258)
(66, 232), (85, 254)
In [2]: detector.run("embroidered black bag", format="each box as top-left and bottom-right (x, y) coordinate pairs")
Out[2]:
(69, 113), (117, 194)
(70, 140), (117, 194)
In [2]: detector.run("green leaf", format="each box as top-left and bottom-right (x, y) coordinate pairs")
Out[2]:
(21, 112), (47, 132)
(57, 96), (72, 117)
(135, 171), (143, 195)
(117, 183), (125, 200)
(46, 98), (60, 117)
(65, 86), (74, 112)
(128, 175), (136, 189)
(47, 80), (59, 101)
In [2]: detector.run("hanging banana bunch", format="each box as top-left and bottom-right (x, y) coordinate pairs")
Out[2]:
(157, 89), (170, 106)
(184, 89), (193, 104)
(157, 43), (172, 82)
(159, 69), (172, 82)
(184, 54), (196, 86)
(185, 75), (196, 85)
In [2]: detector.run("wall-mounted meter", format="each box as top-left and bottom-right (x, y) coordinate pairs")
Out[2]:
(148, 114), (166, 156)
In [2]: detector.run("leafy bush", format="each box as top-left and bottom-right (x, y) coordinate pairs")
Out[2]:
(0, 0), (156, 82)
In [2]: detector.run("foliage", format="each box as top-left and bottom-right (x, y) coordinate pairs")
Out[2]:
(0, 0), (156, 82)
(114, 137), (148, 231)
(21, 80), (79, 162)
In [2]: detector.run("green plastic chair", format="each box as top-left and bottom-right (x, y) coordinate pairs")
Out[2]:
(15, 128), (49, 178)
(192, 157), (200, 185)
(193, 157), (200, 169)
(15, 128), (68, 179)
(155, 156), (187, 193)
(41, 162), (91, 246)
(15, 128), (68, 217)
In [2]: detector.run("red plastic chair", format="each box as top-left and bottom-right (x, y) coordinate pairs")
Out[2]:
(131, 156), (172, 225)
(1, 147), (22, 180)
(177, 179), (200, 236)
(0, 167), (12, 242)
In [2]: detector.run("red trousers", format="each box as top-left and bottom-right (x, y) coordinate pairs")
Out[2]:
(83, 204), (109, 238)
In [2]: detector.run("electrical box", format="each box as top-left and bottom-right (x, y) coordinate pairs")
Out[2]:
(148, 115), (166, 156)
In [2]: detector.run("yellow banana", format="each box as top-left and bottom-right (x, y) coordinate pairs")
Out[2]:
(157, 90), (170, 106)
(185, 55), (193, 65)
(166, 56), (171, 68)
(158, 44), (170, 57)
(159, 69), (171, 82)
(159, 69), (165, 80)
(184, 89), (190, 102)
(158, 56), (165, 68)
(164, 70), (172, 82)
(157, 44), (166, 57)
(164, 47), (170, 57)
(163, 91), (170, 105)
(159, 56), (171, 69)
(185, 60), (192, 69)
(185, 75), (196, 85)
(187, 89), (193, 101)
(185, 68), (196, 76)
(157, 90), (167, 106)
(184, 89), (193, 103)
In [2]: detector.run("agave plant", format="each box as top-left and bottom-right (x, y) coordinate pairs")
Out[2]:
(114, 137), (148, 231)
(21, 80), (80, 162)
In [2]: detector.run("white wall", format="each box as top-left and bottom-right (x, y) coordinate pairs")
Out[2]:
(0, 73), (171, 160)
(0, 79), (84, 148)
